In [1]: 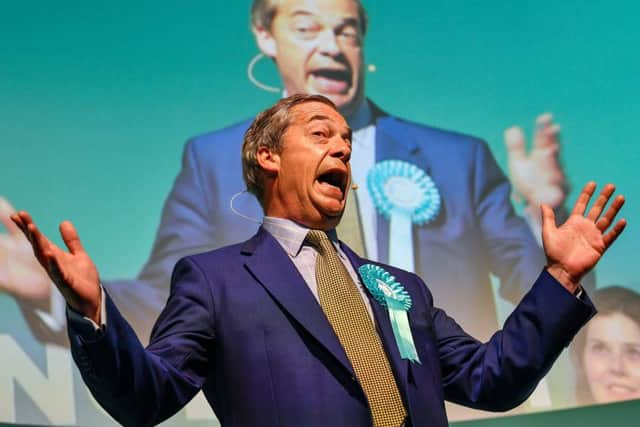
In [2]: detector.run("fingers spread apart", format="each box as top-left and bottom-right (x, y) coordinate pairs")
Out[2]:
(60, 221), (84, 255)
(572, 182), (597, 216)
(573, 182), (627, 250)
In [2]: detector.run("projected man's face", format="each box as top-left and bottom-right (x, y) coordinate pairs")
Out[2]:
(255, 0), (365, 117)
(582, 312), (640, 403)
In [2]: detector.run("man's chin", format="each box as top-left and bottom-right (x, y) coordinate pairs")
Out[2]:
(327, 92), (353, 106)
(335, 95), (362, 117)
(324, 208), (346, 225)
(310, 207), (344, 229)
(306, 87), (357, 111)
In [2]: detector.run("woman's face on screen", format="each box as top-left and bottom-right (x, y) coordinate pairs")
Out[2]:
(582, 312), (640, 403)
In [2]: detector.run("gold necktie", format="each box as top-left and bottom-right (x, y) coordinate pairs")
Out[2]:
(307, 230), (406, 427)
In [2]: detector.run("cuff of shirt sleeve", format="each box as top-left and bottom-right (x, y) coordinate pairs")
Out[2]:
(66, 287), (107, 338)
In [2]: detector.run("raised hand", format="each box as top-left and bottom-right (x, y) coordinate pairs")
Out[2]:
(504, 113), (568, 210)
(10, 211), (102, 324)
(0, 197), (53, 308)
(542, 182), (626, 293)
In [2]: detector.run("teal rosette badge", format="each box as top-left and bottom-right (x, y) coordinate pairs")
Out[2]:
(359, 264), (420, 363)
(367, 160), (441, 272)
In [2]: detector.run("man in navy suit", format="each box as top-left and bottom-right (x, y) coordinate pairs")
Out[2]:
(2, 0), (572, 347)
(12, 94), (626, 426)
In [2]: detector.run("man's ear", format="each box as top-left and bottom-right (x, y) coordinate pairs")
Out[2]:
(252, 25), (277, 58)
(256, 146), (280, 175)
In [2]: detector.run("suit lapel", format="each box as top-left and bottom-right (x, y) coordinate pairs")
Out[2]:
(340, 241), (411, 400)
(242, 228), (355, 377)
(374, 114), (421, 265)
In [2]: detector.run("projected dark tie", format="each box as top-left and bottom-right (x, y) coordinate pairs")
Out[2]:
(335, 190), (367, 257)
(307, 230), (406, 427)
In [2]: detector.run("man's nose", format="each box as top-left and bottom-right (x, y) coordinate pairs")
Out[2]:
(317, 29), (342, 56)
(330, 137), (352, 162)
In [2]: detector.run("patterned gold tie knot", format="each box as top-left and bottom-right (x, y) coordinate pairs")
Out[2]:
(306, 229), (333, 254)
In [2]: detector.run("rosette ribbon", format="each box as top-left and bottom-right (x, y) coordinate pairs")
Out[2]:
(359, 264), (420, 363)
(367, 160), (441, 272)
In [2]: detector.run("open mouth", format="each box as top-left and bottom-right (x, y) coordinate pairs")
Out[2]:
(317, 168), (348, 197)
(309, 68), (352, 94)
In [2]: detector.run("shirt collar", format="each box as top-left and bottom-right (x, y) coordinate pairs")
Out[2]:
(262, 216), (339, 257)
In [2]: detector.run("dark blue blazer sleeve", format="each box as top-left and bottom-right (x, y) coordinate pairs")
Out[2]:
(424, 269), (596, 410)
(68, 257), (215, 427)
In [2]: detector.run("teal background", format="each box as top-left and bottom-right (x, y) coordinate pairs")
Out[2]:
(1, 1), (637, 286)
(1, 1), (638, 425)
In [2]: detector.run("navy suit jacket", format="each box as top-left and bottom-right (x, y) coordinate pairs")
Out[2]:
(69, 227), (595, 427)
(26, 101), (549, 345)
(106, 103), (546, 343)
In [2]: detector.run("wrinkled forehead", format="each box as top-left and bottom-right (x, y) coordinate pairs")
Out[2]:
(269, 0), (363, 27)
(289, 100), (347, 127)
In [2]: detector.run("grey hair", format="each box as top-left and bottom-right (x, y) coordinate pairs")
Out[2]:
(250, 0), (368, 35)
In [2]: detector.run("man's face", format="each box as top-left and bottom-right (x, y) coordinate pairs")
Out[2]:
(263, 100), (352, 229)
(257, 0), (365, 116)
(582, 312), (640, 403)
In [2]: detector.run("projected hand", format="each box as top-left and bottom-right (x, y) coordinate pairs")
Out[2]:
(504, 113), (568, 211)
(542, 182), (626, 293)
(11, 211), (101, 324)
(0, 197), (52, 309)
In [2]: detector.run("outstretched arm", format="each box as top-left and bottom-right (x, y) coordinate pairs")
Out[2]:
(438, 182), (626, 410)
(4, 135), (239, 345)
(11, 211), (212, 425)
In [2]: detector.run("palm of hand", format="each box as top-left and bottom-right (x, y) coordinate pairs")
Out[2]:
(505, 116), (567, 209)
(46, 242), (100, 316)
(541, 182), (626, 291)
(510, 148), (566, 208)
(544, 214), (606, 281)
(10, 212), (102, 322)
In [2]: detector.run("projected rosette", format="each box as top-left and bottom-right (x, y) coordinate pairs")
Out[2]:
(367, 160), (441, 272)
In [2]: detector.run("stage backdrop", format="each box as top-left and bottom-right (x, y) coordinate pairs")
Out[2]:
(1, 1), (638, 426)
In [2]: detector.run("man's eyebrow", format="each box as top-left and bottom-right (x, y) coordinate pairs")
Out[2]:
(338, 17), (360, 28)
(289, 10), (315, 18)
(289, 10), (360, 27)
(306, 115), (352, 137)
(306, 114), (331, 123)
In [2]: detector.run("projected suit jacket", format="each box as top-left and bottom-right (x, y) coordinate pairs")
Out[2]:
(24, 101), (546, 345)
(68, 227), (595, 427)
